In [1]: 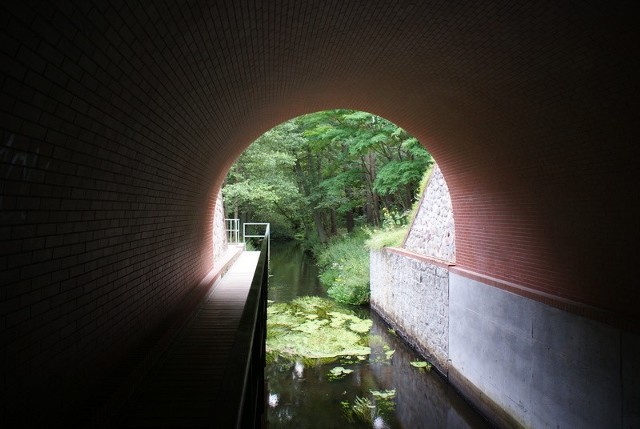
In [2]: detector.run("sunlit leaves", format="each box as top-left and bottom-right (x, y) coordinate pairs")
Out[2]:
(223, 108), (431, 241)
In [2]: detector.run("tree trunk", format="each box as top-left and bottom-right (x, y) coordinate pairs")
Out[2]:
(330, 208), (337, 235)
(346, 210), (354, 233)
(313, 210), (328, 244)
(362, 152), (380, 227)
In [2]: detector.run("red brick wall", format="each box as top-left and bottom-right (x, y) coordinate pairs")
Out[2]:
(0, 0), (636, 422)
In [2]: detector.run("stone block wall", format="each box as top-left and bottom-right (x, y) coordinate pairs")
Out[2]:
(370, 249), (450, 372)
(404, 165), (455, 262)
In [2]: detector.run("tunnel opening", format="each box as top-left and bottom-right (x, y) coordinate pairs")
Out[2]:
(213, 109), (467, 427)
(212, 109), (454, 257)
(1, 1), (636, 427)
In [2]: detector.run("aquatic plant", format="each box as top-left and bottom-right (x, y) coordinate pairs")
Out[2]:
(300, 356), (338, 367)
(367, 334), (387, 348)
(410, 360), (432, 371)
(267, 296), (372, 360)
(351, 396), (376, 424)
(341, 390), (396, 424)
(370, 389), (396, 400)
(327, 366), (354, 380)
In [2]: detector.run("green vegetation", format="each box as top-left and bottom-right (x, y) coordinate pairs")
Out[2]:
(327, 366), (354, 380)
(364, 207), (410, 250)
(316, 230), (370, 305)
(266, 296), (372, 361)
(223, 110), (433, 305)
(341, 389), (396, 424)
(365, 165), (433, 250)
(410, 360), (433, 371)
(223, 109), (432, 244)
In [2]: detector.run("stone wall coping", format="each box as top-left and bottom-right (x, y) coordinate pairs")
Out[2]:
(385, 247), (455, 269)
(381, 247), (636, 332)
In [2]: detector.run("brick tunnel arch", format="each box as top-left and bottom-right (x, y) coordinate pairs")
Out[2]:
(1, 1), (637, 427)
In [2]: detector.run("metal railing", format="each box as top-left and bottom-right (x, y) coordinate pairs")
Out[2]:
(225, 218), (241, 243)
(243, 222), (270, 263)
(220, 223), (270, 428)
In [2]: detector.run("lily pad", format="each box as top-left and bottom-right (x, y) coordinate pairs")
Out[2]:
(410, 360), (432, 370)
(370, 389), (396, 400)
(328, 366), (354, 380)
(348, 318), (373, 333)
(267, 296), (373, 360)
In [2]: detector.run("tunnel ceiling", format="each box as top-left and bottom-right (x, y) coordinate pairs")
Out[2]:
(1, 0), (637, 336)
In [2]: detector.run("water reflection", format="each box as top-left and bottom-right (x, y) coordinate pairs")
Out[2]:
(293, 361), (304, 379)
(267, 241), (491, 428)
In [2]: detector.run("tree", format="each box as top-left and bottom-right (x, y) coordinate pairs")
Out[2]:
(222, 109), (432, 243)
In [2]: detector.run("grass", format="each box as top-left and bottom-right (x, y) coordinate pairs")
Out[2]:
(316, 230), (370, 305)
(365, 227), (407, 249)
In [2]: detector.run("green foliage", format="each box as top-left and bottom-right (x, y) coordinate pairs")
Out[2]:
(341, 390), (396, 424)
(365, 207), (410, 249)
(266, 297), (372, 360)
(222, 109), (432, 242)
(365, 228), (407, 249)
(410, 360), (433, 372)
(370, 389), (396, 400)
(327, 366), (354, 380)
(316, 230), (370, 305)
(344, 396), (375, 424)
(374, 159), (429, 196)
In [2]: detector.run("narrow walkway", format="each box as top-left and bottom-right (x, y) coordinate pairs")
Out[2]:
(115, 251), (261, 428)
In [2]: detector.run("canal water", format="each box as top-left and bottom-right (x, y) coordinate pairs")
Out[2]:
(266, 240), (492, 429)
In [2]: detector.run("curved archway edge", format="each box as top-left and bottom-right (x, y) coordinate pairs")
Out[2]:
(1, 1), (637, 427)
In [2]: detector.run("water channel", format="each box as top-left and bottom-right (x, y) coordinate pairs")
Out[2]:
(266, 240), (492, 429)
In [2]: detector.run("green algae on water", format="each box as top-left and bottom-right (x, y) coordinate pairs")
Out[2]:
(267, 296), (372, 360)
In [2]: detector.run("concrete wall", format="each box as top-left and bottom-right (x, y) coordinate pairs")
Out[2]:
(404, 165), (455, 262)
(371, 250), (639, 428)
(449, 272), (639, 429)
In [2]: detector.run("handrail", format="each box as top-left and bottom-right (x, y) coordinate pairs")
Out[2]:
(225, 218), (241, 243)
(219, 224), (270, 428)
(243, 222), (270, 264)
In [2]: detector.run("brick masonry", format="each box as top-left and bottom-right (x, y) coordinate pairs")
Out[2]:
(0, 0), (637, 426)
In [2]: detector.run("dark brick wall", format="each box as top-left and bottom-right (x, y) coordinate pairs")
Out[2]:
(0, 0), (636, 423)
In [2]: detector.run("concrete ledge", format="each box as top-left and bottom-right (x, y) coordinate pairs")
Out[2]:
(372, 248), (636, 429)
(448, 365), (526, 429)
